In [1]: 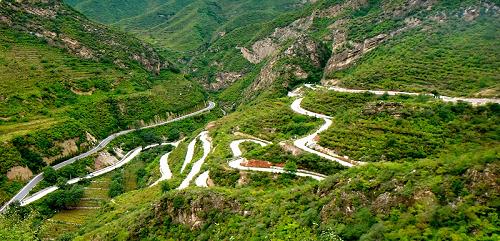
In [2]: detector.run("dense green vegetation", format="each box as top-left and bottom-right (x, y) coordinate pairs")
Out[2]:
(302, 90), (500, 163)
(330, 15), (500, 97)
(1, 0), (499, 240)
(67, 142), (499, 240)
(0, 1), (207, 206)
(66, 0), (307, 52)
(108, 171), (125, 198)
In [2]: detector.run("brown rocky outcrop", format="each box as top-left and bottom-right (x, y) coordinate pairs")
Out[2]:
(94, 151), (119, 170)
(324, 17), (421, 75)
(208, 72), (243, 90)
(42, 138), (80, 165)
(239, 15), (315, 64)
(156, 190), (241, 229)
(245, 36), (327, 98)
(6, 166), (33, 181)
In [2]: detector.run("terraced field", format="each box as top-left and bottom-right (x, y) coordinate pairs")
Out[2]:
(39, 177), (110, 240)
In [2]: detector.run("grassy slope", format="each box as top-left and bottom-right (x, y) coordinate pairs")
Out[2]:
(330, 15), (500, 97)
(0, 2), (207, 205)
(302, 90), (499, 163)
(68, 89), (499, 240)
(66, 0), (305, 52)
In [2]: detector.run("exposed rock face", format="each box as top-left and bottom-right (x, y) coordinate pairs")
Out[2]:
(156, 191), (241, 229)
(42, 138), (80, 165)
(208, 72), (243, 90)
(6, 166), (33, 181)
(245, 36), (327, 98)
(240, 38), (278, 64)
(86, 132), (98, 144)
(239, 15), (314, 64)
(279, 142), (302, 156)
(464, 163), (499, 203)
(94, 151), (119, 170)
(324, 17), (421, 75)
(0, 16), (12, 26)
(463, 7), (480, 21)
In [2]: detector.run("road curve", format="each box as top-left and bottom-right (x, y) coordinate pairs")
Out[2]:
(150, 141), (182, 187)
(177, 131), (211, 190)
(228, 139), (326, 181)
(20, 147), (142, 206)
(1, 101), (215, 213)
(291, 98), (355, 167)
(194, 171), (210, 187)
(319, 85), (500, 106)
(180, 137), (197, 173)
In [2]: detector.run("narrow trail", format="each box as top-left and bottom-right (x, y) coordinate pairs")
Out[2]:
(1, 101), (215, 212)
(228, 139), (326, 181)
(150, 140), (182, 187)
(178, 131), (212, 190)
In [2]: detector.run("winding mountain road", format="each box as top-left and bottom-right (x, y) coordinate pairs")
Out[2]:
(180, 137), (197, 173)
(228, 139), (326, 181)
(150, 141), (182, 187)
(194, 171), (210, 187)
(311, 85), (500, 106)
(291, 98), (355, 167)
(178, 131), (212, 190)
(20, 147), (143, 206)
(1, 101), (215, 212)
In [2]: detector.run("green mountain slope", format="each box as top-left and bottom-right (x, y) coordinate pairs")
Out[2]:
(0, 0), (206, 205)
(66, 0), (307, 53)
(68, 89), (498, 240)
(1, 0), (499, 240)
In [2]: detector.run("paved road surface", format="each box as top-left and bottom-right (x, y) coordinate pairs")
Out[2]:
(20, 147), (142, 206)
(314, 85), (500, 106)
(195, 171), (210, 187)
(1, 102), (215, 212)
(178, 131), (211, 190)
(150, 141), (181, 187)
(291, 98), (354, 167)
(180, 137), (198, 173)
(228, 139), (326, 181)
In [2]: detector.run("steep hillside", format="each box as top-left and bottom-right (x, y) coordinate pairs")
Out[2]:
(0, 0), (207, 206)
(65, 0), (500, 101)
(65, 0), (309, 54)
(55, 86), (499, 240)
(1, 0), (171, 73)
(1, 0), (499, 240)
(210, 0), (500, 104)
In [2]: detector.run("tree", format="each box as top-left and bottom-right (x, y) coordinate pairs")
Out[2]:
(431, 90), (440, 98)
(43, 166), (58, 185)
(109, 171), (125, 198)
(161, 181), (171, 193)
(284, 161), (298, 175)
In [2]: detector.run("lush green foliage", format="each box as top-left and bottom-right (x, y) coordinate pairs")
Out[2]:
(303, 90), (500, 163)
(2, 0), (500, 240)
(245, 143), (345, 175)
(66, 0), (307, 52)
(108, 171), (125, 198)
(330, 15), (500, 97)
